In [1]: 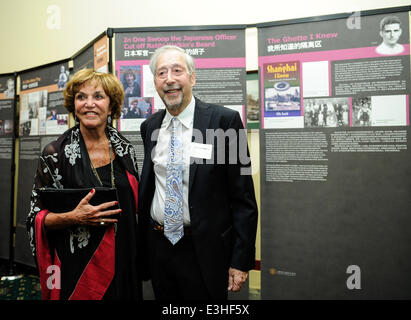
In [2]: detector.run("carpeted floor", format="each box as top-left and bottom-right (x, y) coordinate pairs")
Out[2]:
(0, 274), (41, 300)
(0, 260), (41, 300)
(0, 259), (257, 300)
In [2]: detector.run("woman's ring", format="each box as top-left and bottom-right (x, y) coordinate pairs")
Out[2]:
(100, 219), (105, 226)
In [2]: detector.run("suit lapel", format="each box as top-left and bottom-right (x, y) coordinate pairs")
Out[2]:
(189, 98), (212, 194)
(148, 109), (166, 152)
(143, 109), (165, 188)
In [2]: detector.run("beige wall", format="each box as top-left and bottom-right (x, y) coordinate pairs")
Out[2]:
(0, 0), (410, 73)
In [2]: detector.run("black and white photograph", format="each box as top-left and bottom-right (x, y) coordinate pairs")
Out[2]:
(57, 65), (69, 90)
(19, 90), (48, 136)
(352, 97), (372, 127)
(3, 78), (15, 99)
(304, 97), (349, 127)
(376, 15), (405, 55)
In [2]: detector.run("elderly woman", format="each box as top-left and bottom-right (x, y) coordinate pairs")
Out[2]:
(26, 69), (142, 300)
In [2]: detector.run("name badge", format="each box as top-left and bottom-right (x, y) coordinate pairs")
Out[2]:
(189, 142), (212, 159)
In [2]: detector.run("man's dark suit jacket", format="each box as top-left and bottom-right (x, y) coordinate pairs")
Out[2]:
(138, 97), (258, 299)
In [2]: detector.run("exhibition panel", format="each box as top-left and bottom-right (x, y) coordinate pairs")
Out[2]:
(258, 8), (411, 299)
(0, 4), (410, 301)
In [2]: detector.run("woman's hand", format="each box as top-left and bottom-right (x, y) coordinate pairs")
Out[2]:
(71, 188), (120, 226)
(44, 189), (121, 229)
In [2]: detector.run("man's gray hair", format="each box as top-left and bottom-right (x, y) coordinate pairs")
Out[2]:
(149, 45), (196, 76)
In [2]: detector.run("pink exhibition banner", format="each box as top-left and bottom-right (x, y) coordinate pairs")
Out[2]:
(114, 29), (247, 132)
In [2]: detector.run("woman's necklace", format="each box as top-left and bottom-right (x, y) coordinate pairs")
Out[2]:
(90, 141), (115, 188)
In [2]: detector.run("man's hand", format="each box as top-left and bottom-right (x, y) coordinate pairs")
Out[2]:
(228, 267), (248, 292)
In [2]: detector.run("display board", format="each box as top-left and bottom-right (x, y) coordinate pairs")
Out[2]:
(73, 43), (94, 73)
(113, 26), (247, 174)
(5, 6), (411, 301)
(73, 33), (109, 73)
(14, 61), (70, 266)
(0, 74), (15, 260)
(258, 8), (411, 299)
(246, 71), (259, 129)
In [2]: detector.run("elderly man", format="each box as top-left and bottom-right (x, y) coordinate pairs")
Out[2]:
(139, 45), (258, 300)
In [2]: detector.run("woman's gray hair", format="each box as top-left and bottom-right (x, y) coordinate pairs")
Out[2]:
(149, 45), (195, 76)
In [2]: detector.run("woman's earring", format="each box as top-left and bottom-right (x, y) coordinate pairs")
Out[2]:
(107, 114), (112, 125)
(74, 113), (79, 125)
